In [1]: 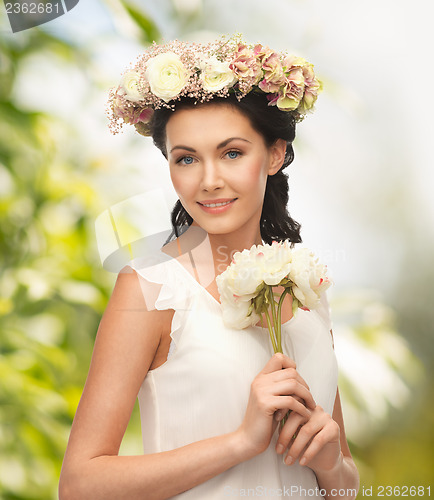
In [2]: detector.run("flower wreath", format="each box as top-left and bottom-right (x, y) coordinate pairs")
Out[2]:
(107, 34), (322, 137)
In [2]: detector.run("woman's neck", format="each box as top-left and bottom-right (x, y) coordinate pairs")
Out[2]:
(206, 230), (263, 268)
(165, 224), (263, 280)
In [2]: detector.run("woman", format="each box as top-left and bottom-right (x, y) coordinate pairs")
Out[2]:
(59, 35), (359, 499)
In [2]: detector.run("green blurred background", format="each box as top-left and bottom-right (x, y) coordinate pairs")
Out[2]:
(1, 1), (433, 498)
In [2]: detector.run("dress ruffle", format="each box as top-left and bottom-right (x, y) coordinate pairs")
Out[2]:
(128, 256), (198, 353)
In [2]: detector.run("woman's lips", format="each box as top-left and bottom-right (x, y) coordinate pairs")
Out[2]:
(197, 198), (237, 214)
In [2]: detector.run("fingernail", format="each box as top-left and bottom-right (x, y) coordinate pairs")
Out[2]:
(274, 411), (283, 422)
(299, 457), (307, 466)
(285, 455), (293, 465)
(276, 444), (284, 454)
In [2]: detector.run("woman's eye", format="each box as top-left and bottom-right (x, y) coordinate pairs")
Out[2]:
(226, 150), (241, 160)
(178, 156), (194, 165)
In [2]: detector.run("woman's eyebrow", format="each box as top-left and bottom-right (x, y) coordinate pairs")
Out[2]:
(170, 145), (196, 154)
(217, 137), (252, 149)
(170, 137), (251, 154)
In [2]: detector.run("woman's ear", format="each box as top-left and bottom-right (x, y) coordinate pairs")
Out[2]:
(268, 138), (287, 176)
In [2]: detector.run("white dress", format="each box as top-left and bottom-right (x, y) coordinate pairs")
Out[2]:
(129, 254), (338, 499)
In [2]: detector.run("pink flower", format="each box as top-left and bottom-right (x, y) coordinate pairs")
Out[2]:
(301, 67), (321, 112)
(136, 107), (154, 124)
(258, 53), (285, 93)
(132, 106), (153, 135)
(283, 56), (321, 112)
(112, 92), (133, 120)
(230, 44), (262, 89)
(113, 91), (154, 126)
(252, 44), (270, 61)
(275, 81), (304, 111)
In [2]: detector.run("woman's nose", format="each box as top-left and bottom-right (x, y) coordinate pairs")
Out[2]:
(200, 160), (224, 191)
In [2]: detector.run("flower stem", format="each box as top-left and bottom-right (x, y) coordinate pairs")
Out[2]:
(267, 285), (280, 353)
(276, 287), (290, 353)
(268, 285), (278, 335)
(263, 306), (279, 353)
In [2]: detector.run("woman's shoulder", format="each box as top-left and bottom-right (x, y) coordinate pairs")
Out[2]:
(111, 266), (146, 304)
(110, 264), (175, 317)
(94, 266), (173, 371)
(127, 244), (204, 309)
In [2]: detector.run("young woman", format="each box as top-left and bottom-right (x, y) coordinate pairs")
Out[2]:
(59, 35), (359, 499)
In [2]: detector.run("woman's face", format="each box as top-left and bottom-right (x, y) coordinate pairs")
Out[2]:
(165, 103), (285, 240)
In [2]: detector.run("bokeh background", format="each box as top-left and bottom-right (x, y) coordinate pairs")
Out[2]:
(1, 0), (433, 498)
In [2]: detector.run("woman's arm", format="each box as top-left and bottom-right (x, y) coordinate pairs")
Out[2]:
(59, 269), (312, 500)
(58, 268), (245, 500)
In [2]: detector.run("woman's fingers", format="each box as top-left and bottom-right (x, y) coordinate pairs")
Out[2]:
(261, 353), (296, 374)
(271, 380), (316, 410)
(260, 354), (316, 405)
(296, 425), (340, 467)
(272, 395), (312, 419)
(275, 410), (306, 452)
(271, 367), (310, 390)
(277, 406), (341, 467)
(274, 395), (305, 422)
(240, 354), (319, 456)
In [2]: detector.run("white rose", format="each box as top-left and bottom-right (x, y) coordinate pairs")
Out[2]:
(199, 56), (237, 92)
(145, 52), (188, 102)
(289, 248), (331, 309)
(216, 241), (294, 309)
(222, 297), (261, 330)
(216, 272), (259, 330)
(255, 241), (292, 286)
(218, 246), (263, 297)
(120, 71), (144, 102)
(217, 266), (256, 300)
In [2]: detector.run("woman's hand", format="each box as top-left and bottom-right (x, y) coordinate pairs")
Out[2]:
(236, 353), (316, 458)
(275, 403), (342, 473)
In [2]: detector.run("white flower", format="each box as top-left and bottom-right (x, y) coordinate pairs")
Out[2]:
(217, 242), (332, 333)
(199, 56), (237, 92)
(289, 248), (331, 309)
(120, 71), (144, 102)
(220, 242), (293, 294)
(217, 248), (262, 298)
(217, 277), (260, 329)
(145, 52), (189, 102)
(254, 241), (293, 286)
(220, 292), (261, 329)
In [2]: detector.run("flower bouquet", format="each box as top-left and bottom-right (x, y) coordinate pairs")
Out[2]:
(216, 241), (332, 354)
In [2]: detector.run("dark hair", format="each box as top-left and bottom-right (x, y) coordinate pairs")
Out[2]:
(150, 92), (302, 245)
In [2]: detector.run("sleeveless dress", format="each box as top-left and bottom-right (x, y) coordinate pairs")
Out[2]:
(129, 254), (338, 499)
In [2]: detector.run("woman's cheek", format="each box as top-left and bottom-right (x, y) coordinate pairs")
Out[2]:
(170, 170), (192, 197)
(239, 160), (268, 192)
(173, 179), (198, 211)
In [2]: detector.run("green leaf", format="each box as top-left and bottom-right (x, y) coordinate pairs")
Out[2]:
(292, 298), (299, 316)
(254, 292), (264, 314)
(122, 2), (161, 43)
